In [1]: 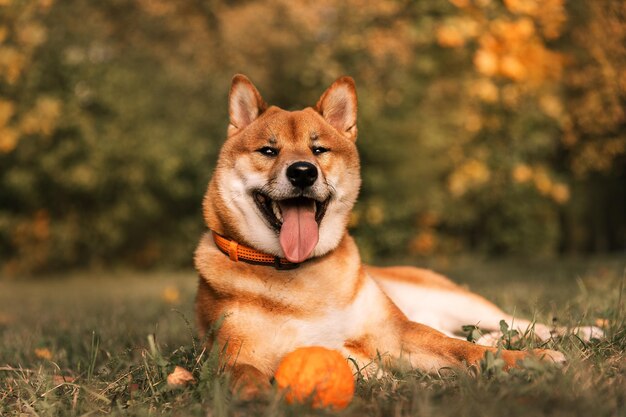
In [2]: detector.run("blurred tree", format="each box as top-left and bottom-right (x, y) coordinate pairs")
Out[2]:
(1, 0), (227, 273)
(0, 0), (60, 272)
(431, 0), (625, 256)
(0, 0), (623, 275)
(560, 1), (626, 252)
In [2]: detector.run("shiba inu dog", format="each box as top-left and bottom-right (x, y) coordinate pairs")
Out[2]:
(195, 75), (601, 393)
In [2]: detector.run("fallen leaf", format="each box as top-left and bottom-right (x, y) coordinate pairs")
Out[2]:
(34, 348), (52, 360)
(0, 312), (14, 325)
(52, 375), (76, 384)
(595, 318), (610, 328)
(167, 366), (195, 387)
(161, 286), (180, 304)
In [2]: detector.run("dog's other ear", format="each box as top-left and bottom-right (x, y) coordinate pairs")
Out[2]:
(315, 76), (357, 141)
(228, 74), (267, 136)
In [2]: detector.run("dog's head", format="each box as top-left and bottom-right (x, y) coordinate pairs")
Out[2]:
(204, 75), (361, 263)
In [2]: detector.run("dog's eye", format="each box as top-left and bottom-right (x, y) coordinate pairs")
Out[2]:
(312, 146), (329, 155)
(257, 146), (279, 157)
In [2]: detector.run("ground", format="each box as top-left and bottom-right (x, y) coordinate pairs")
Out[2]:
(1, 256), (624, 416)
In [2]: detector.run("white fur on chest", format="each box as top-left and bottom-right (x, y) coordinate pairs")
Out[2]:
(222, 277), (386, 374)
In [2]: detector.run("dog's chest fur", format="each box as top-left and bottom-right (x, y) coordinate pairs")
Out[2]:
(195, 233), (394, 375)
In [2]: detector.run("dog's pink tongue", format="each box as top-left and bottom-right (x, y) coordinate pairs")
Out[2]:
(279, 200), (319, 263)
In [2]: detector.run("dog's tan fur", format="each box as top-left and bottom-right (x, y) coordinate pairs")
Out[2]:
(194, 75), (578, 393)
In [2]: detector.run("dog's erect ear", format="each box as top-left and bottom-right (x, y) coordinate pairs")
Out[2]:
(315, 76), (357, 141)
(228, 74), (267, 136)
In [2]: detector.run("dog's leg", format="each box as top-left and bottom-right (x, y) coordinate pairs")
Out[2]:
(346, 292), (565, 374)
(372, 267), (526, 337)
(372, 266), (604, 344)
(396, 321), (565, 372)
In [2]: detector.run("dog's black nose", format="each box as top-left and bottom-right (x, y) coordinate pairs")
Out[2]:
(286, 162), (318, 188)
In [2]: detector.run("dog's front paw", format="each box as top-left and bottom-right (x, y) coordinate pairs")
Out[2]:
(499, 348), (566, 369)
(234, 379), (269, 401)
(230, 364), (271, 401)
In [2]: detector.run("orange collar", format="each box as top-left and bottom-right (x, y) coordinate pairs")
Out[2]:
(211, 231), (300, 270)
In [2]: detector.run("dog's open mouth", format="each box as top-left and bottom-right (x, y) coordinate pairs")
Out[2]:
(253, 192), (329, 263)
(253, 193), (329, 229)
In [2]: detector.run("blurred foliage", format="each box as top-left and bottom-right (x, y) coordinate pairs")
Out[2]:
(0, 0), (624, 274)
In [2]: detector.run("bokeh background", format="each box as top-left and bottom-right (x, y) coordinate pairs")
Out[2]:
(1, 0), (624, 275)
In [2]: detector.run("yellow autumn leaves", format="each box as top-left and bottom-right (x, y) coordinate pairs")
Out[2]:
(34, 347), (52, 360)
(441, 0), (572, 236)
(0, 2), (50, 84)
(438, 0), (565, 84)
(503, 0), (566, 39)
(0, 0), (61, 153)
(512, 164), (569, 204)
(0, 99), (16, 152)
(161, 286), (180, 305)
(448, 159), (491, 197)
(473, 18), (563, 83)
(20, 97), (62, 136)
(447, 160), (569, 204)
(0, 97), (61, 152)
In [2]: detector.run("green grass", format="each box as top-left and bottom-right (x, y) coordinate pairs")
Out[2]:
(1, 258), (625, 416)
